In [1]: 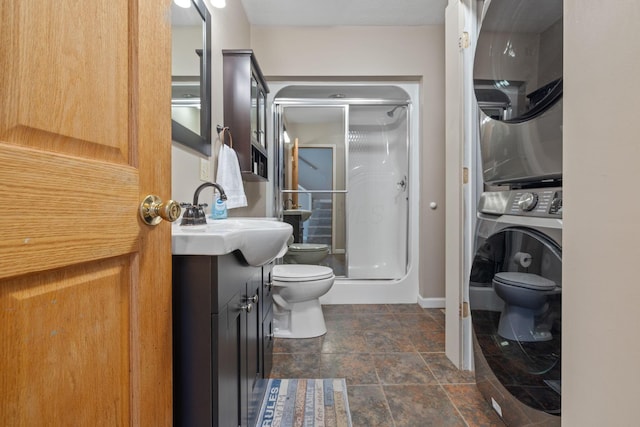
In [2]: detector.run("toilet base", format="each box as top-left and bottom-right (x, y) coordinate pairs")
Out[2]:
(498, 305), (552, 342)
(273, 299), (327, 339)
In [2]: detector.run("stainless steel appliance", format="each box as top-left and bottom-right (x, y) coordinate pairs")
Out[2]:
(474, 0), (563, 186)
(471, 1), (564, 423)
(470, 189), (562, 426)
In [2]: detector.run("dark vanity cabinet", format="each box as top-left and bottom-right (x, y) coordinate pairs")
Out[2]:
(222, 49), (269, 181)
(282, 212), (304, 243)
(172, 254), (274, 427)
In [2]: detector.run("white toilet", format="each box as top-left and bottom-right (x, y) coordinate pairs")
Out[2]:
(283, 243), (330, 264)
(271, 264), (335, 338)
(492, 272), (559, 342)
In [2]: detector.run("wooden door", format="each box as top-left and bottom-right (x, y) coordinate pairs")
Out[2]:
(0, 0), (173, 425)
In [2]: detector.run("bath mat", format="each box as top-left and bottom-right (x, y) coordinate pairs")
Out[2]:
(256, 378), (353, 427)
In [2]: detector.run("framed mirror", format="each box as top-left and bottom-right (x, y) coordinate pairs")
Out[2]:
(171, 0), (212, 156)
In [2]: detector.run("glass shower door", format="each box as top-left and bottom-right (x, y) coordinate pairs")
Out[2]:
(278, 105), (348, 275)
(347, 105), (409, 279)
(276, 100), (410, 280)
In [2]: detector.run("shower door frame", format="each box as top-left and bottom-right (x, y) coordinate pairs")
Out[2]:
(275, 103), (350, 272)
(274, 98), (412, 280)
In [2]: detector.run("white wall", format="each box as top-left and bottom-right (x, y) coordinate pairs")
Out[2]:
(563, 1), (640, 424)
(250, 25), (446, 300)
(172, 26), (201, 76)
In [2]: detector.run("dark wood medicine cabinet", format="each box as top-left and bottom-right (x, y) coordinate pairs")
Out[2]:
(222, 49), (270, 181)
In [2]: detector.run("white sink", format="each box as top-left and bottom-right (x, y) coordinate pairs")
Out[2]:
(172, 218), (293, 266)
(283, 209), (312, 221)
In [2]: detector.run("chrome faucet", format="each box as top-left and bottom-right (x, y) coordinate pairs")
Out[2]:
(180, 182), (228, 226)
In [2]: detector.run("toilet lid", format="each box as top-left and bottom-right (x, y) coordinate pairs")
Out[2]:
(493, 272), (556, 291)
(273, 264), (334, 282)
(288, 243), (329, 252)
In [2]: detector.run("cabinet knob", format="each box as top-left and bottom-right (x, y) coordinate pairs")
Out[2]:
(249, 294), (259, 304)
(265, 281), (273, 291)
(241, 303), (253, 313)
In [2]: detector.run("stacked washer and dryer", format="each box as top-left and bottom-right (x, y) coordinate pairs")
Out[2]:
(469, 0), (563, 425)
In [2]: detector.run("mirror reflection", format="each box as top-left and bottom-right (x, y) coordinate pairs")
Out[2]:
(282, 106), (347, 195)
(171, 0), (211, 155)
(280, 106), (347, 273)
(473, 0), (563, 121)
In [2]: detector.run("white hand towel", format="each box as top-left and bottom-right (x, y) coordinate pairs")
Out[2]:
(216, 143), (247, 209)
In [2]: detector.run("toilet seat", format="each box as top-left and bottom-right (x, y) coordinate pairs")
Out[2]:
(273, 264), (334, 282)
(288, 243), (329, 252)
(493, 272), (556, 291)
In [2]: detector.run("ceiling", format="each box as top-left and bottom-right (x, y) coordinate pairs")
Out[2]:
(239, 0), (448, 26)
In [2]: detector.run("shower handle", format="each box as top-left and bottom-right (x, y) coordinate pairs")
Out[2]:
(397, 176), (407, 191)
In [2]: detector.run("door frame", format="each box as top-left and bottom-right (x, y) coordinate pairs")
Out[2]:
(298, 144), (337, 252)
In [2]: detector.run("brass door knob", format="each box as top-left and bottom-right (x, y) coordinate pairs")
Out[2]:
(139, 195), (181, 225)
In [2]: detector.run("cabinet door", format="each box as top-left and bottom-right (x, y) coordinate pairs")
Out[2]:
(245, 276), (262, 426)
(261, 263), (275, 378)
(262, 307), (274, 378)
(219, 289), (245, 427)
(250, 75), (258, 145)
(261, 263), (274, 320)
(257, 86), (266, 148)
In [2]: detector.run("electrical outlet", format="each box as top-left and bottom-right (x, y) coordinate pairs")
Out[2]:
(199, 158), (211, 181)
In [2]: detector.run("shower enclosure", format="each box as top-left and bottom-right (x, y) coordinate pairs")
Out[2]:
(273, 85), (411, 281)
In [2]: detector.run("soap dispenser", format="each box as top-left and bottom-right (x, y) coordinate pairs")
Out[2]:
(211, 194), (227, 219)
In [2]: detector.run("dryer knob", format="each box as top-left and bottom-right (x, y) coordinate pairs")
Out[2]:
(518, 192), (538, 212)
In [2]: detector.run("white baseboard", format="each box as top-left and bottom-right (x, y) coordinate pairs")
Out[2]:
(417, 296), (446, 308)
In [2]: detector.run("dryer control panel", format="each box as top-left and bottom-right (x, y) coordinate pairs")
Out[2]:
(479, 188), (562, 218)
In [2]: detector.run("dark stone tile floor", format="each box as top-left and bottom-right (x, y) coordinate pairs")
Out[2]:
(270, 304), (505, 427)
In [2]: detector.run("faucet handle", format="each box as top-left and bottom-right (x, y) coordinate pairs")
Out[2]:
(184, 181), (226, 226)
(179, 202), (207, 226)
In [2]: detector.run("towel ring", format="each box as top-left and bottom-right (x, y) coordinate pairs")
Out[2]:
(218, 126), (233, 148)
